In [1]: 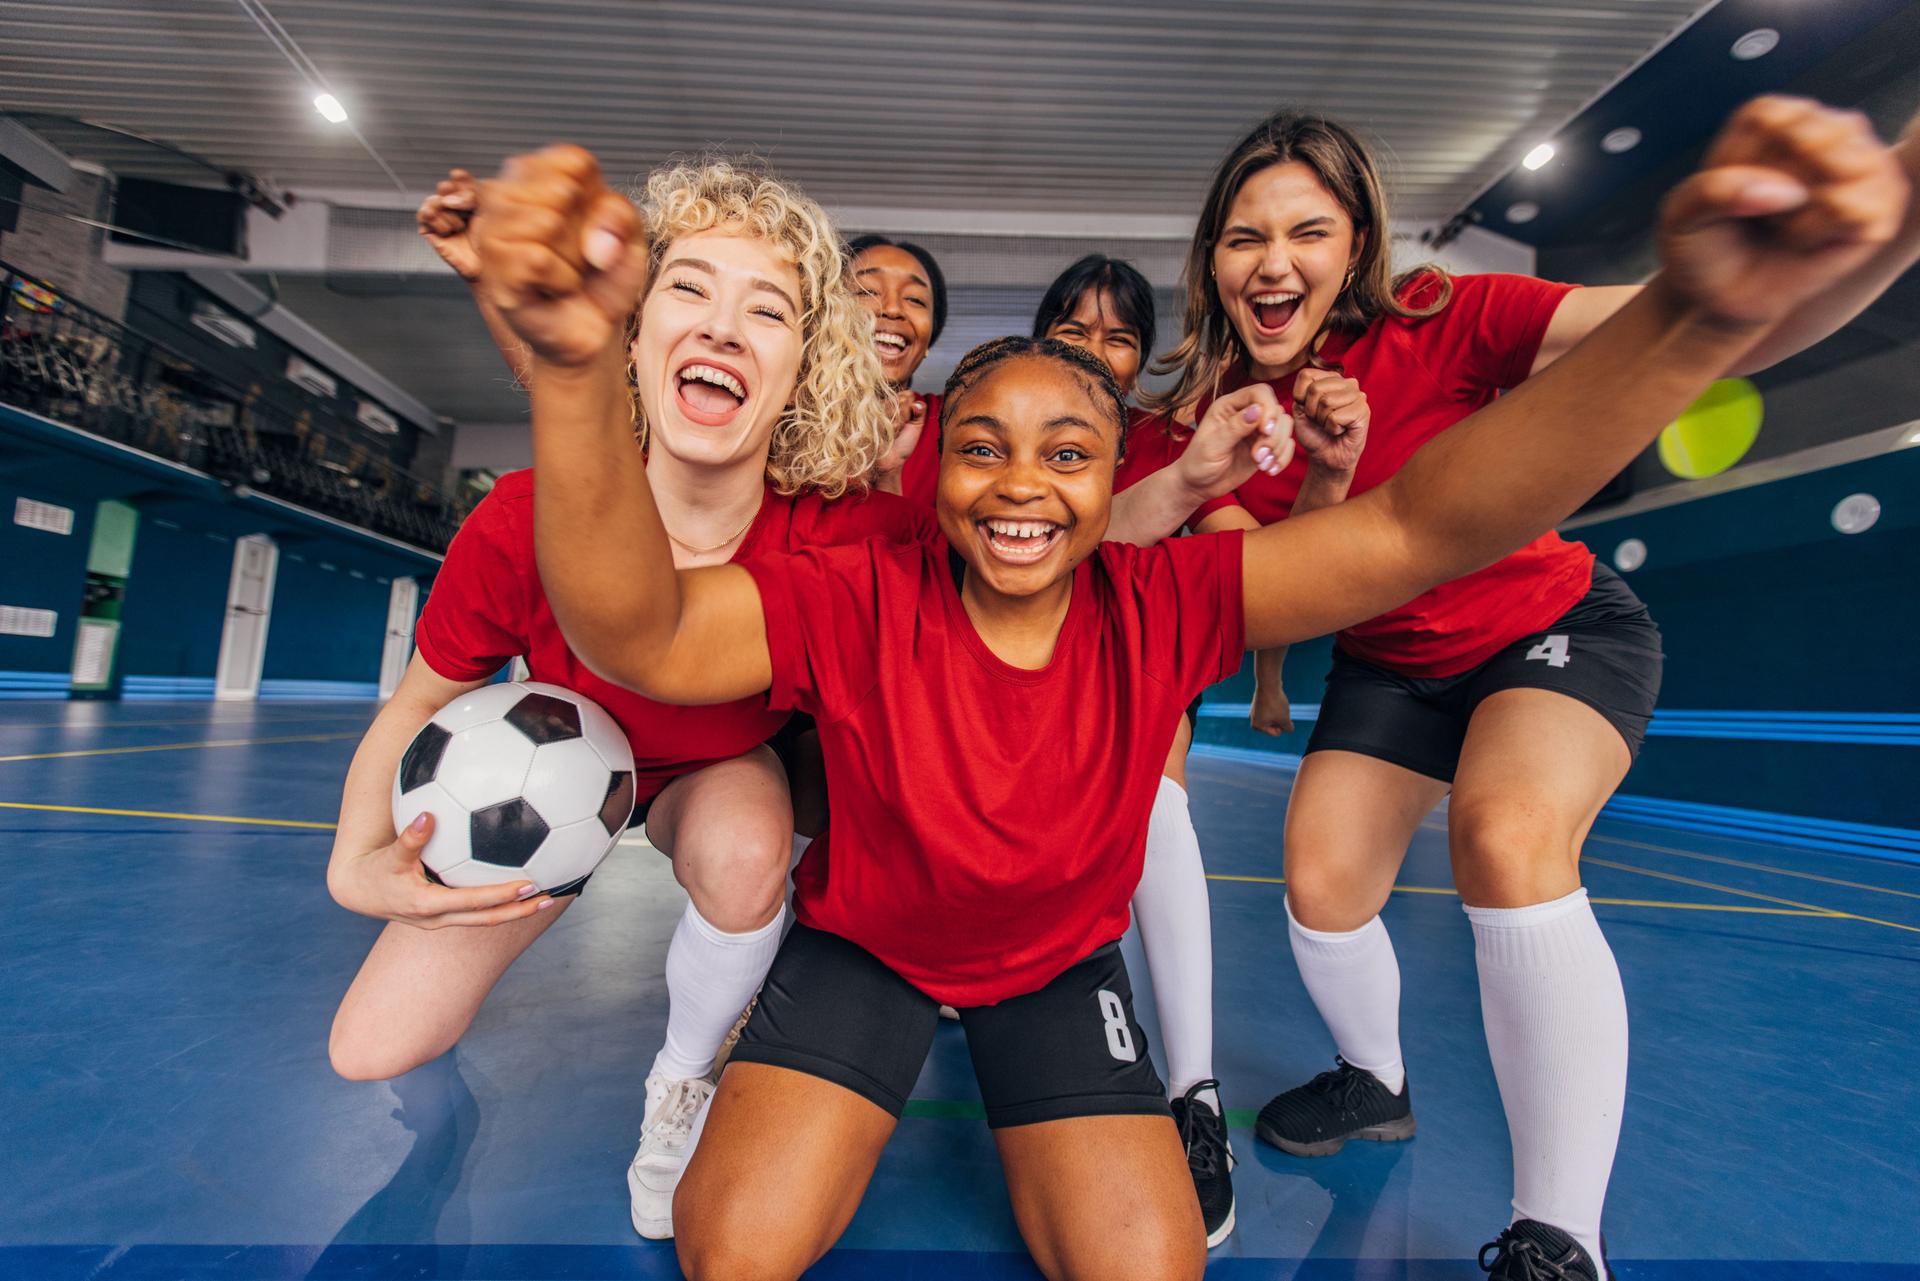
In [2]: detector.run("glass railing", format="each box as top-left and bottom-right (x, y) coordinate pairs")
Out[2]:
(1, 262), (468, 552)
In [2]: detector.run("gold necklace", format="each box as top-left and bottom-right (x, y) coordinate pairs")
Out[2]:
(664, 507), (757, 555)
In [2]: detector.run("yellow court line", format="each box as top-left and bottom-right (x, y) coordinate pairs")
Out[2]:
(0, 732), (362, 763)
(1204, 872), (1835, 918)
(0, 800), (335, 829)
(1583, 856), (1920, 935)
(0, 712), (375, 732)
(1588, 834), (1920, 903)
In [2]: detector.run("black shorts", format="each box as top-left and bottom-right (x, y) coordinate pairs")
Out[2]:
(731, 922), (1169, 1128)
(1305, 563), (1663, 784)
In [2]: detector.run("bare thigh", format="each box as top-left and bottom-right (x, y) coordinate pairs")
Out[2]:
(673, 1062), (895, 1281)
(995, 1113), (1205, 1281)
(1283, 749), (1450, 931)
(1447, 688), (1632, 908)
(330, 899), (574, 1081)
(644, 745), (792, 932)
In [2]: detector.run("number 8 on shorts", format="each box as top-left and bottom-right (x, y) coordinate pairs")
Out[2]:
(1097, 988), (1137, 1062)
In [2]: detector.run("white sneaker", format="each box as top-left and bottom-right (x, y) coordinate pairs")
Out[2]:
(627, 1072), (715, 1240)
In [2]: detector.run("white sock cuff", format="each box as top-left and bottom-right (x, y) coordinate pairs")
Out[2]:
(682, 899), (786, 948)
(1466, 888), (1605, 969)
(1286, 898), (1390, 959)
(1462, 887), (1590, 929)
(1154, 775), (1189, 804)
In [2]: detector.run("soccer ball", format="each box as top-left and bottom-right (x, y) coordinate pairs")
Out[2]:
(392, 681), (636, 894)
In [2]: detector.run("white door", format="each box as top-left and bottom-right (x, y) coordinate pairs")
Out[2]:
(214, 534), (277, 701)
(377, 576), (419, 699)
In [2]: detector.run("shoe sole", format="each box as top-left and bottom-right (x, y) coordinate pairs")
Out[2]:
(1254, 1111), (1416, 1157)
(627, 1165), (675, 1240)
(1205, 1198), (1236, 1249)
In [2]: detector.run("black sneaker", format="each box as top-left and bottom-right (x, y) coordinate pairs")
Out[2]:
(1254, 1057), (1415, 1157)
(1169, 1079), (1235, 1248)
(1478, 1220), (1613, 1280)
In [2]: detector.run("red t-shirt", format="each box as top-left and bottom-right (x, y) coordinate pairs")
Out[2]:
(893, 391), (944, 508)
(1192, 272), (1594, 677)
(415, 469), (935, 804)
(744, 531), (1246, 1005)
(1112, 407), (1180, 496)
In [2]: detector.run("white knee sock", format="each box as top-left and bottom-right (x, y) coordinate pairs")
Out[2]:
(1130, 777), (1215, 1097)
(1286, 900), (1406, 1094)
(1467, 888), (1626, 1269)
(652, 901), (785, 1082)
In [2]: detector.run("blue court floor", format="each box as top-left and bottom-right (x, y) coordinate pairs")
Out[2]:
(2, 700), (1916, 1280)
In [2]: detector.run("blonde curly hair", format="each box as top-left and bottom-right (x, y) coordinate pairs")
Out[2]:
(630, 157), (894, 498)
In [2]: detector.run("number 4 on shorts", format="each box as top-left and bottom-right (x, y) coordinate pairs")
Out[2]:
(1526, 634), (1572, 668)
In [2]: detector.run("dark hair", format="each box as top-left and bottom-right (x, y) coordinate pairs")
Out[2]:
(1030, 254), (1157, 370)
(1143, 109), (1450, 414)
(939, 335), (1130, 460)
(847, 233), (949, 345)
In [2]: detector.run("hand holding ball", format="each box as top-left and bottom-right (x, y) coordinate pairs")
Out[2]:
(392, 682), (636, 895)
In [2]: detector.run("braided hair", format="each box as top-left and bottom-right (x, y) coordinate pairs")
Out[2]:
(939, 335), (1131, 461)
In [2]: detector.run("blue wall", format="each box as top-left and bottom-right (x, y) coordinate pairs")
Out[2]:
(0, 480), (95, 679)
(261, 550), (389, 685)
(1195, 445), (1920, 833)
(116, 517), (233, 680)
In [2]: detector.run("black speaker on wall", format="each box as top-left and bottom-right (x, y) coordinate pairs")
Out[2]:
(109, 176), (247, 257)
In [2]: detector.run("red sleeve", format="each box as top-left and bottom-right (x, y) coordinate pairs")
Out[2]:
(1114, 530), (1246, 696)
(1190, 492), (1243, 523)
(741, 542), (889, 721)
(1413, 272), (1579, 394)
(809, 487), (938, 546)
(414, 479), (532, 682)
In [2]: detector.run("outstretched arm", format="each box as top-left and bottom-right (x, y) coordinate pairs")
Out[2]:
(475, 145), (774, 704)
(1531, 100), (1920, 379)
(1243, 95), (1909, 650)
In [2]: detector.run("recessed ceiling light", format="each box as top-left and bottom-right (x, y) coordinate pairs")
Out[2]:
(1831, 493), (1881, 534)
(313, 92), (348, 124)
(1505, 201), (1541, 224)
(1522, 143), (1556, 171)
(1601, 127), (1642, 154)
(1901, 424), (1920, 447)
(1731, 28), (1779, 61)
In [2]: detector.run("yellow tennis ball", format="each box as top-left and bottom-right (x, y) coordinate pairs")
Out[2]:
(1657, 378), (1763, 479)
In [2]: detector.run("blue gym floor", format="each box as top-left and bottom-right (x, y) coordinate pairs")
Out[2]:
(2, 700), (1916, 1280)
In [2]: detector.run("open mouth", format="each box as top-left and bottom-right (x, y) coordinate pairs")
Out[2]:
(1250, 291), (1303, 336)
(674, 360), (748, 424)
(978, 516), (1065, 565)
(874, 330), (911, 360)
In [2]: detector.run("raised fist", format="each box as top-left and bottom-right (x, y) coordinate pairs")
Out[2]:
(476, 145), (649, 367)
(417, 169), (482, 282)
(1658, 96), (1908, 329)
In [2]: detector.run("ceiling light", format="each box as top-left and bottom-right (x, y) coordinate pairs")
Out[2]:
(1731, 28), (1779, 60)
(1900, 424), (1920, 447)
(1601, 127), (1642, 154)
(1522, 143), (1556, 171)
(1613, 539), (1647, 573)
(1831, 493), (1881, 534)
(313, 92), (348, 124)
(1505, 201), (1540, 224)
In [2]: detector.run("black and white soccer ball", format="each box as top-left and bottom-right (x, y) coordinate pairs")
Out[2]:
(392, 681), (636, 894)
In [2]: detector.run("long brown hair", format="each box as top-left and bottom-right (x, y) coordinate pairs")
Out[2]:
(1143, 110), (1450, 414)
